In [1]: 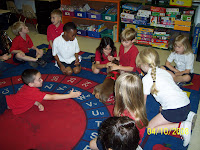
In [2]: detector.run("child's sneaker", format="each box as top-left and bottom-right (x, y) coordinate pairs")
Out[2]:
(28, 61), (38, 68)
(180, 121), (192, 147)
(37, 58), (47, 67)
(186, 111), (197, 130)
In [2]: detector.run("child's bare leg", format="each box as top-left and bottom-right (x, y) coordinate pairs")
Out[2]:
(15, 53), (38, 62)
(89, 138), (99, 150)
(73, 65), (81, 74)
(174, 75), (191, 83)
(36, 49), (44, 59)
(160, 66), (166, 70)
(65, 66), (73, 76)
(92, 63), (100, 74)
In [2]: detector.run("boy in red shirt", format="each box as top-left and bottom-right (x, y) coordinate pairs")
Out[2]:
(10, 21), (47, 67)
(108, 28), (141, 74)
(44, 9), (64, 62)
(0, 69), (81, 115)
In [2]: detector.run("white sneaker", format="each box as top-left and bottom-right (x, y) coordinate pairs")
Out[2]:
(180, 121), (192, 147)
(186, 111), (197, 129)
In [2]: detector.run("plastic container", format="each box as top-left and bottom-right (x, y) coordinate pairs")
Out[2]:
(63, 10), (75, 17)
(100, 29), (113, 40)
(77, 29), (87, 36)
(88, 31), (101, 38)
(102, 13), (117, 22)
(75, 10), (87, 18)
(87, 12), (102, 20)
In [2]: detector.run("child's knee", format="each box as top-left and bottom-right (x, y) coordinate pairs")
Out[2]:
(92, 68), (100, 74)
(66, 69), (73, 76)
(73, 66), (81, 74)
(89, 138), (98, 149)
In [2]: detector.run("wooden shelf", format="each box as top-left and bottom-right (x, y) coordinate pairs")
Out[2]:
(61, 0), (120, 42)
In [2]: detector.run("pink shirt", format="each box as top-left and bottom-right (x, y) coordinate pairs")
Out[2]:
(47, 23), (64, 49)
(6, 85), (46, 115)
(10, 34), (33, 54)
(95, 50), (117, 64)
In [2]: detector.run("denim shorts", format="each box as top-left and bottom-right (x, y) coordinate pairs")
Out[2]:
(163, 66), (194, 83)
(161, 104), (190, 123)
(13, 49), (36, 63)
(0, 93), (7, 114)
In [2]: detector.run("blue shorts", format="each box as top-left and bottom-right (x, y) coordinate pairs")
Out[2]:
(0, 93), (7, 114)
(161, 104), (190, 123)
(61, 60), (79, 69)
(163, 66), (194, 82)
(13, 49), (36, 63)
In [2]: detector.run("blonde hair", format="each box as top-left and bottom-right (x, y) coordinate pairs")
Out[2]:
(173, 35), (193, 54)
(120, 28), (137, 41)
(114, 73), (148, 129)
(51, 9), (62, 17)
(136, 48), (160, 95)
(12, 21), (25, 36)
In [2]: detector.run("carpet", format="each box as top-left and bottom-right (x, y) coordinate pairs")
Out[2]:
(0, 44), (199, 150)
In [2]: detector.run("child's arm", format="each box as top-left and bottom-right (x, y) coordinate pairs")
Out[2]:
(110, 64), (133, 72)
(74, 53), (80, 66)
(165, 60), (179, 73)
(34, 101), (44, 111)
(175, 69), (190, 76)
(95, 61), (107, 69)
(11, 50), (26, 57)
(144, 94), (147, 104)
(43, 89), (81, 100)
(49, 40), (53, 49)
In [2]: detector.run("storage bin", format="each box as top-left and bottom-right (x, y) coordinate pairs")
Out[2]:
(63, 10), (75, 17)
(75, 10), (87, 18)
(102, 13), (117, 22)
(100, 29), (113, 40)
(88, 31), (101, 38)
(87, 12), (102, 20)
(77, 29), (87, 36)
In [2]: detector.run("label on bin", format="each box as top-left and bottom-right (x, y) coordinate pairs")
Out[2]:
(65, 12), (70, 16)
(91, 15), (96, 19)
(105, 16), (111, 20)
(77, 13), (82, 17)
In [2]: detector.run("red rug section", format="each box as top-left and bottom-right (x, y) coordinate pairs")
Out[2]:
(0, 98), (86, 150)
(183, 74), (200, 91)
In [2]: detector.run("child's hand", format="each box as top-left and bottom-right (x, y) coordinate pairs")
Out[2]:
(18, 51), (25, 57)
(69, 88), (82, 98)
(110, 64), (119, 71)
(108, 56), (114, 62)
(74, 60), (80, 66)
(38, 103), (44, 111)
(106, 62), (113, 68)
(0, 53), (10, 61)
(60, 65), (67, 74)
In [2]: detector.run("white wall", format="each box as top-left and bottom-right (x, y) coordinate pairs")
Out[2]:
(14, 0), (36, 13)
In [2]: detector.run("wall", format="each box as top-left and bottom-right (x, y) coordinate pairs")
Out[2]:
(14, 0), (36, 13)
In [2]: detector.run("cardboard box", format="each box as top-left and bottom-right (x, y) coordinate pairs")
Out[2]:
(170, 0), (192, 7)
(174, 25), (191, 31)
(192, 23), (200, 54)
(137, 27), (154, 32)
(120, 12), (135, 20)
(181, 15), (192, 21)
(174, 20), (191, 26)
(151, 6), (166, 13)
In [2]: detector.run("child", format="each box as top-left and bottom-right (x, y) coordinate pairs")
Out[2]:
(108, 28), (141, 74)
(44, 9), (64, 63)
(52, 22), (81, 75)
(10, 21), (47, 68)
(92, 36), (117, 74)
(136, 48), (196, 147)
(0, 69), (81, 115)
(161, 35), (194, 84)
(114, 73), (148, 144)
(89, 116), (142, 150)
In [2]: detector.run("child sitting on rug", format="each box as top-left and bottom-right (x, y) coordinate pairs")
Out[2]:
(89, 116), (142, 150)
(52, 22), (81, 75)
(10, 21), (47, 68)
(136, 48), (196, 147)
(91, 36), (117, 74)
(113, 73), (148, 144)
(108, 28), (141, 74)
(161, 35), (194, 86)
(0, 69), (81, 115)
(44, 9), (64, 63)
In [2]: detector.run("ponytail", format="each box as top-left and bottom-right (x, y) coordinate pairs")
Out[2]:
(150, 64), (158, 95)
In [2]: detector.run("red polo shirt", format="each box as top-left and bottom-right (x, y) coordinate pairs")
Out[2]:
(119, 44), (141, 73)
(95, 50), (117, 64)
(10, 34), (33, 54)
(47, 23), (64, 49)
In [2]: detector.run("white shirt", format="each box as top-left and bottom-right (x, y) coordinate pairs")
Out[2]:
(167, 52), (194, 73)
(52, 32), (80, 65)
(143, 67), (190, 110)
